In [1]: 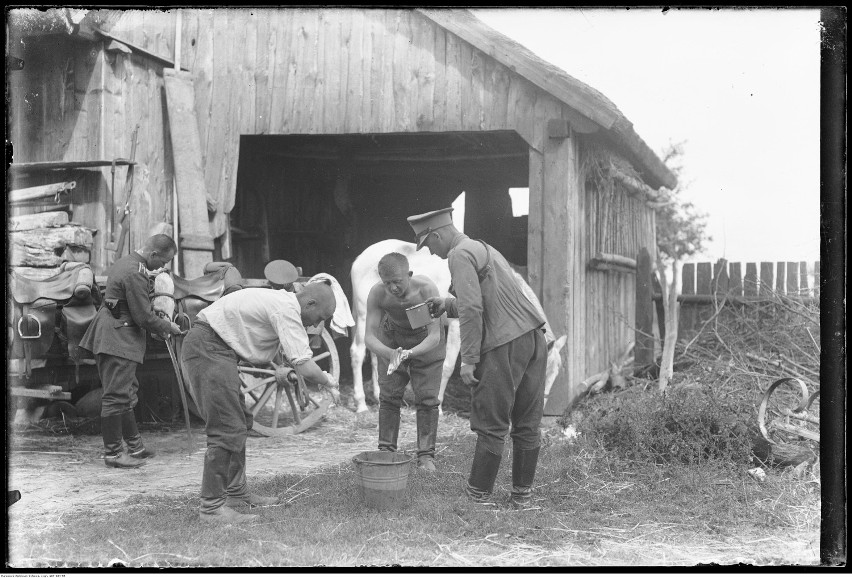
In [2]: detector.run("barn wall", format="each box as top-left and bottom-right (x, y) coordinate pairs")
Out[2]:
(8, 11), (178, 275)
(8, 8), (661, 414)
(582, 156), (658, 381)
(176, 8), (573, 241)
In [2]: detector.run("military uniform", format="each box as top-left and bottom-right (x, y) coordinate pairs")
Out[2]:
(79, 252), (174, 466)
(408, 208), (548, 507)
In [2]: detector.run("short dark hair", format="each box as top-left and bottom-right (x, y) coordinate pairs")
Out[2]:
(147, 234), (177, 255)
(378, 253), (409, 276)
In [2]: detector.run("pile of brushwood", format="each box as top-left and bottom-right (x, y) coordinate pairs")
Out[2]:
(562, 287), (820, 470)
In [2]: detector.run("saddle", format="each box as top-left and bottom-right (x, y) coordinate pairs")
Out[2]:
(171, 262), (244, 331)
(9, 262), (100, 377)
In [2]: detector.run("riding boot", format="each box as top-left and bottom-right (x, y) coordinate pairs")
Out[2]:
(465, 437), (502, 504)
(377, 406), (401, 452)
(199, 446), (256, 524)
(416, 408), (439, 472)
(122, 409), (155, 459)
(102, 414), (145, 469)
(224, 446), (281, 508)
(510, 445), (541, 509)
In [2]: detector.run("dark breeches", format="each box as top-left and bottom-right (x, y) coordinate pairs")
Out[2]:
(469, 329), (547, 453)
(180, 323), (252, 453)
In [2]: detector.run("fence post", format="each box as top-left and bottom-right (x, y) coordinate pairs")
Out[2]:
(786, 261), (799, 296)
(635, 248), (654, 377)
(759, 262), (774, 324)
(775, 262), (786, 295)
(680, 263), (696, 340)
(814, 261), (820, 300)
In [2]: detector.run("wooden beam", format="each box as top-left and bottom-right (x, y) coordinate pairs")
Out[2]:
(92, 27), (191, 72)
(163, 69), (215, 277)
(589, 252), (637, 272)
(9, 181), (76, 204)
(11, 387), (72, 401)
(8, 211), (70, 232)
(541, 126), (579, 416)
(8, 160), (136, 173)
(634, 247), (655, 376)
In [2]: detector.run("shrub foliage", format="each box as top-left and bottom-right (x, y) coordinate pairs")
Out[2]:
(578, 387), (753, 465)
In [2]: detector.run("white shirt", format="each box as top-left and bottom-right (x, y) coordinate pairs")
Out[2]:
(197, 288), (313, 366)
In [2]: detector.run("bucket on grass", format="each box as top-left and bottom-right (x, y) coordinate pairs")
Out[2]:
(352, 451), (415, 510)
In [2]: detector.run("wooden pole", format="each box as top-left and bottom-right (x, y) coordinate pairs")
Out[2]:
(634, 247), (655, 377)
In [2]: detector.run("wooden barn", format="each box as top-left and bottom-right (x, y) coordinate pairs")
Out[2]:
(7, 8), (677, 415)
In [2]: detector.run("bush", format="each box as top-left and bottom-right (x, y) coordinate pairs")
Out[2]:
(576, 387), (753, 465)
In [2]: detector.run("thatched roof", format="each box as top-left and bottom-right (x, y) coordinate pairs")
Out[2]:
(419, 9), (677, 191)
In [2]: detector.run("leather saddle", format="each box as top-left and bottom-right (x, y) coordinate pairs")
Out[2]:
(9, 262), (99, 377)
(171, 262), (244, 332)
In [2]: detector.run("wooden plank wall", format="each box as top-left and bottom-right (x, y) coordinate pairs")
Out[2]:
(176, 8), (572, 239)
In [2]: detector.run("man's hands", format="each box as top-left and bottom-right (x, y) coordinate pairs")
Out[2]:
(460, 363), (479, 386)
(160, 321), (182, 339)
(322, 371), (340, 404)
(425, 297), (446, 318)
(387, 348), (412, 375)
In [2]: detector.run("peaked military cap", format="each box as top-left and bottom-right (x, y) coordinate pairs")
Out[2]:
(407, 207), (455, 250)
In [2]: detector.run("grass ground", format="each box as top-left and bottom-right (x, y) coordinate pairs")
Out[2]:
(8, 418), (819, 568)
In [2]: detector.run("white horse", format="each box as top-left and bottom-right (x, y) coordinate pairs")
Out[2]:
(349, 239), (567, 413)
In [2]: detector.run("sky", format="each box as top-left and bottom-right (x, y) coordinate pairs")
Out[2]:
(468, 8), (823, 266)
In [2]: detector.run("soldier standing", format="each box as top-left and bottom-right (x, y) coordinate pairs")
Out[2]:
(79, 235), (182, 468)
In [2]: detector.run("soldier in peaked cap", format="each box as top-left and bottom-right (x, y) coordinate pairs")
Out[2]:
(407, 208), (548, 509)
(79, 235), (183, 469)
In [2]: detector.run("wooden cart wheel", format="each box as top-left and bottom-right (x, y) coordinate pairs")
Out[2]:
(308, 327), (340, 384)
(237, 329), (338, 437)
(758, 377), (820, 445)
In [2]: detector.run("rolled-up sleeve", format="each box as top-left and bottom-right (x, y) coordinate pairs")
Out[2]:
(271, 309), (313, 365)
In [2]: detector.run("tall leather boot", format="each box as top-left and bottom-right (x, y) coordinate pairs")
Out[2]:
(377, 406), (401, 452)
(416, 408), (439, 472)
(200, 446), (257, 524)
(225, 446), (280, 508)
(465, 437), (502, 504)
(122, 409), (155, 459)
(510, 445), (541, 509)
(102, 414), (145, 469)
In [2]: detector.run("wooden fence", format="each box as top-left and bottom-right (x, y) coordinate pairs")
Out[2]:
(673, 259), (819, 337)
(634, 254), (820, 372)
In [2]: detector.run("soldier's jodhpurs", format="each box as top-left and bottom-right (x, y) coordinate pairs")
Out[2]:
(467, 329), (546, 492)
(96, 353), (140, 417)
(376, 315), (444, 456)
(180, 321), (253, 513)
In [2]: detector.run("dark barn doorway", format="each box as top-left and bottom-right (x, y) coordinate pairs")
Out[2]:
(229, 131), (530, 378)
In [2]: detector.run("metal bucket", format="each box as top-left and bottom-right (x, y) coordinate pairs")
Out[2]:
(405, 303), (432, 329)
(352, 451), (415, 510)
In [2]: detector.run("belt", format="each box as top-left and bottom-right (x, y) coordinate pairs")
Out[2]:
(192, 320), (232, 352)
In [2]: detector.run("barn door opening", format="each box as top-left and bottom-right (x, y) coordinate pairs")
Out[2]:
(229, 131), (530, 294)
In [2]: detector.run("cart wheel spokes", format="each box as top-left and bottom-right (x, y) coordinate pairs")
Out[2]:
(238, 363), (331, 437)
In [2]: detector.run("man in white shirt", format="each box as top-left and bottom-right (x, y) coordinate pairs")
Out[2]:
(180, 281), (339, 524)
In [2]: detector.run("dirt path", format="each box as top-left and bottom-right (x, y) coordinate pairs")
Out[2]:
(8, 405), (472, 549)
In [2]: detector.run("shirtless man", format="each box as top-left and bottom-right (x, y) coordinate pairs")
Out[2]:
(365, 252), (447, 472)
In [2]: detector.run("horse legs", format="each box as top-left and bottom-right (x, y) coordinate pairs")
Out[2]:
(370, 352), (380, 404)
(437, 320), (462, 416)
(349, 337), (369, 413)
